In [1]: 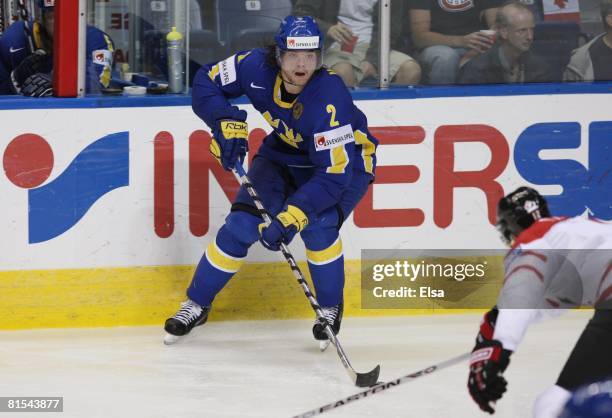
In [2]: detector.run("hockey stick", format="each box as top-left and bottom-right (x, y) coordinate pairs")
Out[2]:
(17, 0), (29, 21)
(292, 352), (470, 417)
(16, 0), (36, 54)
(232, 163), (380, 388)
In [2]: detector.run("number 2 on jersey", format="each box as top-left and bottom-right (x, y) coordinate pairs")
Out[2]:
(326, 104), (339, 127)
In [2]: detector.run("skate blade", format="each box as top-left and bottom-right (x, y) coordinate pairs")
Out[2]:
(163, 333), (181, 345)
(319, 340), (331, 351)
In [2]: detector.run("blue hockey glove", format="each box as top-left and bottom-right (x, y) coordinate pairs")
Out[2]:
(259, 205), (309, 251)
(210, 108), (248, 171)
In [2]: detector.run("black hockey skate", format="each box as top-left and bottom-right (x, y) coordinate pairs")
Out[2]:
(312, 302), (343, 351)
(163, 299), (210, 345)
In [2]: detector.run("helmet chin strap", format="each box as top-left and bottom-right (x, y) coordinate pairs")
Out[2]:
(280, 74), (308, 88)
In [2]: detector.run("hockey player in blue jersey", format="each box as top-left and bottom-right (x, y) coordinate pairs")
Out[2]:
(0, 0), (115, 96)
(165, 16), (378, 345)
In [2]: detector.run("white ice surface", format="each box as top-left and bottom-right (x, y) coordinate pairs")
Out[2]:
(0, 312), (591, 418)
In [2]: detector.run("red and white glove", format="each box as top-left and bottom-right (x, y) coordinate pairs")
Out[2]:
(467, 307), (512, 414)
(476, 306), (499, 344)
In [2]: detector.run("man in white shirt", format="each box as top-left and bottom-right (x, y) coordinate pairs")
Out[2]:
(293, 0), (421, 87)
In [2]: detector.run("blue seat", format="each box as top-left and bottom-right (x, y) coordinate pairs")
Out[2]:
(140, 0), (223, 85)
(216, 0), (292, 52)
(532, 21), (588, 82)
(190, 29), (225, 83)
(190, 29), (224, 64)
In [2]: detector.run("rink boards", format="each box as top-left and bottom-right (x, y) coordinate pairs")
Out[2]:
(1, 92), (610, 329)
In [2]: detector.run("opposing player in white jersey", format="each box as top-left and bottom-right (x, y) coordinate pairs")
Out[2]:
(467, 187), (612, 417)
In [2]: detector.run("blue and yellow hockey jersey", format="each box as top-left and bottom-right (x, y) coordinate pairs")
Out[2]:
(192, 48), (378, 219)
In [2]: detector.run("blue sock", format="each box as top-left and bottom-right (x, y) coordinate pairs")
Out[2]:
(306, 237), (345, 307)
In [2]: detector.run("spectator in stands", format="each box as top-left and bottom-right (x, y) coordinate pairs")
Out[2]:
(459, 2), (552, 84)
(563, 0), (612, 82)
(408, 0), (503, 84)
(0, 0), (116, 96)
(293, 0), (421, 87)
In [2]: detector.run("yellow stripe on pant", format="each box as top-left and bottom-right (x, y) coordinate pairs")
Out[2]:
(205, 241), (245, 273)
(306, 238), (343, 265)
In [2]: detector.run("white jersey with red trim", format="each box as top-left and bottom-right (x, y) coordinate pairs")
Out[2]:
(493, 217), (612, 351)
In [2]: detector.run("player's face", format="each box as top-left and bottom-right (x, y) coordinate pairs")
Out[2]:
(279, 50), (319, 87)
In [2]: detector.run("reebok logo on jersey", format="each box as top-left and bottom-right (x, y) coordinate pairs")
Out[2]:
(287, 36), (320, 50)
(314, 124), (354, 152)
(220, 55), (237, 86)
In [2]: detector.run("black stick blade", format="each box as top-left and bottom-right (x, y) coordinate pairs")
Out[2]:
(355, 364), (381, 387)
